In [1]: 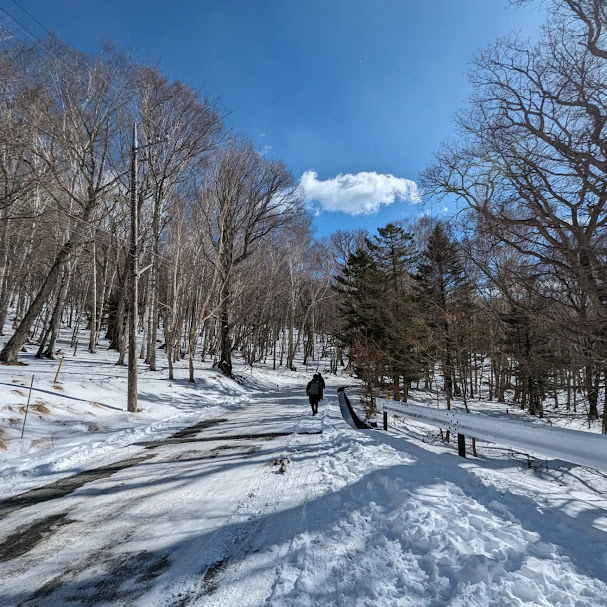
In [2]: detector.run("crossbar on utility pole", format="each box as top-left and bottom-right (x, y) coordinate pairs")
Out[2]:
(127, 122), (138, 413)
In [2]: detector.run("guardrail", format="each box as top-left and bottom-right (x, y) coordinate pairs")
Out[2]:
(337, 387), (373, 429)
(373, 395), (607, 474)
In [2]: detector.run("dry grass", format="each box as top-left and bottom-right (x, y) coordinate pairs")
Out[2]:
(31, 437), (50, 449)
(52, 384), (65, 392)
(0, 429), (7, 450)
(91, 402), (106, 409)
(7, 418), (21, 425)
(32, 403), (50, 414)
(11, 389), (26, 397)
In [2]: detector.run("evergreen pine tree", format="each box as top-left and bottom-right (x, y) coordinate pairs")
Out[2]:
(366, 223), (422, 400)
(416, 223), (465, 415)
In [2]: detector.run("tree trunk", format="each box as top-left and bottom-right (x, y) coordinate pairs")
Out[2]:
(35, 314), (52, 359)
(89, 241), (97, 353)
(0, 210), (11, 336)
(392, 371), (401, 401)
(167, 340), (174, 380)
(189, 348), (195, 383)
(44, 263), (72, 358)
(586, 361), (600, 419)
(0, 240), (77, 364)
(146, 263), (159, 370)
(219, 301), (232, 376)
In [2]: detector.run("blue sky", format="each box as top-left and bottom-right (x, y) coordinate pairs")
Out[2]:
(3, 0), (545, 238)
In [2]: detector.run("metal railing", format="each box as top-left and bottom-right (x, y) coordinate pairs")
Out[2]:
(337, 387), (373, 429)
(362, 393), (607, 473)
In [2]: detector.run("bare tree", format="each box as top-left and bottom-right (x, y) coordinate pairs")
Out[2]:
(422, 0), (607, 420)
(136, 67), (222, 370)
(199, 138), (305, 376)
(0, 41), (128, 363)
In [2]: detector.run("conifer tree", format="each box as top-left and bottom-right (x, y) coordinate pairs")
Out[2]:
(333, 248), (385, 357)
(366, 223), (421, 400)
(416, 223), (465, 416)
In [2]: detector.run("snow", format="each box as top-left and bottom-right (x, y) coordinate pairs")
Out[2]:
(1, 334), (607, 605)
(0, 347), (251, 498)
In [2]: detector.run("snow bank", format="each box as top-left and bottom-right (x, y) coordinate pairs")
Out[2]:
(264, 420), (607, 607)
(376, 396), (607, 473)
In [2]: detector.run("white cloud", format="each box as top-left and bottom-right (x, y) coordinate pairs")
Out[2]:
(299, 170), (420, 216)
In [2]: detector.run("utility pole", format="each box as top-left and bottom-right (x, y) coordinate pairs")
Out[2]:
(126, 124), (168, 413)
(127, 122), (138, 413)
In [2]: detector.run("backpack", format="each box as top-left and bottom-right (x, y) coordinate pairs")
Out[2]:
(309, 380), (320, 396)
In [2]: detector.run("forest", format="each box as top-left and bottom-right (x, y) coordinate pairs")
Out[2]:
(0, 0), (606, 431)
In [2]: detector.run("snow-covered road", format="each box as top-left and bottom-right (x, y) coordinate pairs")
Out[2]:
(1, 381), (606, 606)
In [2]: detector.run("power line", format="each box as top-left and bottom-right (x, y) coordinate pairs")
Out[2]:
(10, 0), (56, 36)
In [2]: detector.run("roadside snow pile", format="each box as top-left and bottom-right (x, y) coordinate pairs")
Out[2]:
(264, 423), (607, 607)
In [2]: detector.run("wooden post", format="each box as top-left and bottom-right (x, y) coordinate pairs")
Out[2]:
(457, 433), (466, 458)
(383, 411), (388, 431)
(20, 374), (34, 439)
(54, 357), (65, 383)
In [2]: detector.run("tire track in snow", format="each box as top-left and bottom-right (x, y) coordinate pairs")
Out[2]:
(133, 404), (324, 606)
(197, 408), (344, 607)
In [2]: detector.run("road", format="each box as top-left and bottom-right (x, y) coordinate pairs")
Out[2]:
(0, 385), (330, 606)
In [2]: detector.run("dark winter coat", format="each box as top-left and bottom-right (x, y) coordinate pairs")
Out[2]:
(316, 373), (326, 391)
(306, 378), (323, 403)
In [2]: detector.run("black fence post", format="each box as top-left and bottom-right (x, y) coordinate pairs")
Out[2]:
(383, 411), (388, 431)
(457, 433), (466, 458)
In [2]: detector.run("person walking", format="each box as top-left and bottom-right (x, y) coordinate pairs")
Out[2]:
(306, 374), (322, 415)
(315, 371), (326, 392)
